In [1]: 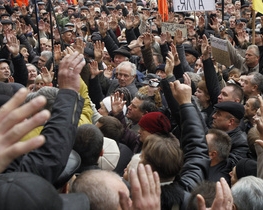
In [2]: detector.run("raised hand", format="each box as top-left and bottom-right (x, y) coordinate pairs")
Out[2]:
(197, 178), (233, 210)
(169, 80), (192, 105)
(94, 40), (105, 62)
(58, 51), (86, 92)
(173, 29), (185, 45)
(119, 164), (161, 210)
(89, 60), (103, 79)
(165, 51), (175, 77)
(6, 33), (20, 57)
(201, 35), (210, 60)
(41, 66), (54, 85)
(111, 91), (126, 115)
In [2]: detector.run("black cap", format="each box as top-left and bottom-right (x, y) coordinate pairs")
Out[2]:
(241, 3), (250, 9)
(91, 31), (101, 42)
(0, 58), (10, 64)
(0, 172), (90, 210)
(84, 47), (95, 58)
(156, 64), (165, 72)
(184, 44), (200, 59)
(236, 158), (257, 179)
(1, 19), (12, 24)
(113, 47), (131, 58)
(61, 27), (72, 34)
(214, 101), (245, 120)
(225, 29), (234, 39)
(80, 6), (89, 11)
(37, 1), (45, 5)
(68, 6), (76, 11)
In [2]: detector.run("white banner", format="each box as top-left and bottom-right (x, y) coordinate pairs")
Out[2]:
(173, 0), (215, 12)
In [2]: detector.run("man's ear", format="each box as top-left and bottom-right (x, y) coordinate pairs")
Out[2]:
(99, 149), (104, 157)
(210, 150), (217, 159)
(232, 204), (237, 210)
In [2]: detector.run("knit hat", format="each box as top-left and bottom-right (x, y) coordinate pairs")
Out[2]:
(102, 96), (127, 114)
(138, 112), (171, 134)
(98, 137), (120, 170)
(0, 172), (90, 210)
(214, 101), (244, 120)
(184, 44), (200, 59)
(236, 158), (257, 179)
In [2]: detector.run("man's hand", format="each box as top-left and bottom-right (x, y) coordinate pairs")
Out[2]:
(111, 92), (126, 116)
(119, 164), (161, 210)
(142, 32), (152, 48)
(58, 51), (86, 92)
(41, 66), (54, 85)
(173, 29), (185, 45)
(73, 37), (85, 55)
(197, 178), (233, 210)
(94, 40), (105, 62)
(0, 88), (50, 173)
(169, 80), (192, 105)
(89, 60), (103, 79)
(6, 33), (20, 57)
(201, 35), (211, 60)
(165, 51), (174, 77)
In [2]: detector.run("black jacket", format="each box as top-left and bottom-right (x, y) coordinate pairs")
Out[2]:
(5, 90), (84, 184)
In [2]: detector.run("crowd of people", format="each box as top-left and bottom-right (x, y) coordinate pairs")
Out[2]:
(1, 0), (263, 209)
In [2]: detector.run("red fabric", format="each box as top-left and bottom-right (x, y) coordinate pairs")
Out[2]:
(67, 0), (77, 5)
(158, 0), (168, 21)
(138, 112), (171, 134)
(16, 0), (29, 7)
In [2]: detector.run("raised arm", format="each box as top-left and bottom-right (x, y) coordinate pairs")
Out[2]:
(170, 80), (210, 192)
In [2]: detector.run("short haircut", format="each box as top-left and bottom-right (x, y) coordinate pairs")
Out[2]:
(135, 92), (158, 113)
(40, 50), (52, 60)
(141, 134), (183, 180)
(207, 129), (231, 161)
(187, 181), (216, 210)
(232, 176), (263, 210)
(73, 124), (104, 166)
(97, 116), (124, 144)
(26, 63), (38, 72)
(226, 83), (244, 103)
(247, 45), (259, 57)
(116, 61), (137, 76)
(25, 86), (59, 112)
(71, 170), (121, 210)
(249, 72), (263, 94)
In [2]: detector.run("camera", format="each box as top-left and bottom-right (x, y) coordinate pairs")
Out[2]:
(149, 80), (160, 87)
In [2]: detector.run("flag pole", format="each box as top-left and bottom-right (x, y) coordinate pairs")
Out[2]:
(252, 9), (256, 44)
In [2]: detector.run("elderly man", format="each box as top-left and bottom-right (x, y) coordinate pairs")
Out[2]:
(227, 41), (261, 74)
(89, 60), (138, 103)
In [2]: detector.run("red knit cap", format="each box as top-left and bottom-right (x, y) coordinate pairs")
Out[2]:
(138, 112), (171, 134)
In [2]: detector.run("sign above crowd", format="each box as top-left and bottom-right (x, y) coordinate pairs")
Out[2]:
(210, 36), (231, 67)
(173, 0), (215, 12)
(161, 23), (187, 37)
